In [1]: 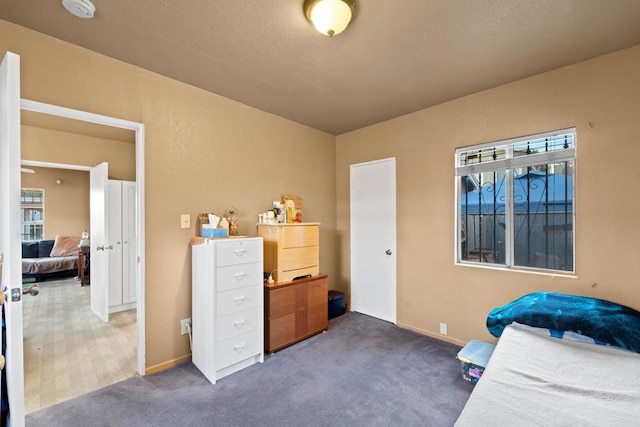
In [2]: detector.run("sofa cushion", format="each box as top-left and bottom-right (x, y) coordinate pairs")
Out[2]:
(22, 241), (39, 258)
(50, 235), (80, 257)
(37, 240), (55, 258)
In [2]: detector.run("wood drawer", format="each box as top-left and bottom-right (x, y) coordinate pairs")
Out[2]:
(279, 266), (319, 283)
(216, 262), (262, 292)
(215, 239), (262, 267)
(267, 285), (296, 319)
(216, 330), (261, 369)
(281, 246), (318, 271)
(216, 307), (262, 342)
(282, 225), (319, 248)
(266, 312), (296, 350)
(216, 285), (262, 317)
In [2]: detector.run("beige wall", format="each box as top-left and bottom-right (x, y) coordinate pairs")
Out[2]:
(5, 17), (638, 369)
(20, 122), (136, 242)
(22, 125), (136, 181)
(1, 20), (337, 370)
(337, 45), (640, 345)
(21, 166), (89, 239)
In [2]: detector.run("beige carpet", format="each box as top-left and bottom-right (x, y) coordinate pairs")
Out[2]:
(22, 278), (137, 413)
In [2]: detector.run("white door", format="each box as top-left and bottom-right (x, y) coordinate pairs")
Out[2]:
(107, 180), (123, 307)
(90, 162), (109, 322)
(350, 158), (397, 323)
(0, 51), (26, 426)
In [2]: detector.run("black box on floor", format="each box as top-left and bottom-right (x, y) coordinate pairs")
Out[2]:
(328, 290), (346, 319)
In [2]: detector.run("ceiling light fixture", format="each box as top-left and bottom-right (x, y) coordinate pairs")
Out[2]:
(62, 0), (96, 19)
(303, 0), (357, 37)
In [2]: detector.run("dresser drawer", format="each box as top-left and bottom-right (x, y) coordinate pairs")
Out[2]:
(216, 307), (262, 342)
(280, 266), (319, 283)
(281, 246), (318, 271)
(216, 330), (261, 369)
(216, 262), (262, 292)
(216, 285), (262, 317)
(216, 239), (262, 267)
(282, 225), (319, 248)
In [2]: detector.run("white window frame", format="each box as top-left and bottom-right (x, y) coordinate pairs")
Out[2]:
(455, 128), (576, 274)
(21, 187), (45, 241)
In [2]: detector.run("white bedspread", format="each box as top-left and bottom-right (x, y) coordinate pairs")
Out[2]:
(455, 324), (640, 426)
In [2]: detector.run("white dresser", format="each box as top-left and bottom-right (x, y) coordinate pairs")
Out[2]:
(191, 236), (264, 384)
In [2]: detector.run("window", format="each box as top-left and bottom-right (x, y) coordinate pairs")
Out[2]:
(21, 188), (44, 241)
(455, 129), (575, 273)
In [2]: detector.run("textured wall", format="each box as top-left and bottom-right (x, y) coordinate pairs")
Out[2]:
(1, 20), (337, 370)
(336, 45), (640, 345)
(20, 166), (89, 239)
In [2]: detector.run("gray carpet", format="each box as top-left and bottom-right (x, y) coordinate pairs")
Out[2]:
(26, 312), (474, 427)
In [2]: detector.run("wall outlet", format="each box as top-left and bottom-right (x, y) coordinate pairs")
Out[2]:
(439, 322), (448, 335)
(180, 214), (190, 229)
(180, 318), (191, 335)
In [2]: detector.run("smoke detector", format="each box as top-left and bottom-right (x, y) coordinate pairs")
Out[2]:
(62, 0), (95, 19)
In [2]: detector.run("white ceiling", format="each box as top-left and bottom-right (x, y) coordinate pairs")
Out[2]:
(2, 0), (640, 135)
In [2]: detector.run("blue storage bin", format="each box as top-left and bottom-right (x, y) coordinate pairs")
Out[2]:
(328, 290), (346, 319)
(456, 340), (496, 383)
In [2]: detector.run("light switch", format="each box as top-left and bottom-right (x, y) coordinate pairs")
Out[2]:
(180, 214), (191, 229)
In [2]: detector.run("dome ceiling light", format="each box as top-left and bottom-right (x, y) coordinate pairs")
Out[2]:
(62, 0), (96, 19)
(303, 0), (358, 37)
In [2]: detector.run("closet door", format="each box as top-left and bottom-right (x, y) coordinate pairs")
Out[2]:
(107, 180), (123, 307)
(122, 181), (136, 304)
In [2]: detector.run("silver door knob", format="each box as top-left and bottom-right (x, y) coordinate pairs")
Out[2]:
(385, 249), (392, 255)
(96, 245), (114, 251)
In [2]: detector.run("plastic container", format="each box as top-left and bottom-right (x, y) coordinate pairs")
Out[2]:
(456, 340), (496, 383)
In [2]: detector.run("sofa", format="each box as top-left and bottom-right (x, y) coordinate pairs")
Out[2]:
(22, 236), (79, 282)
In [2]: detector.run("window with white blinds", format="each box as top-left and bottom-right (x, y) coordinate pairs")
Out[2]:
(455, 128), (576, 273)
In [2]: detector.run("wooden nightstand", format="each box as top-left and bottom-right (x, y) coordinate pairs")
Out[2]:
(78, 246), (90, 286)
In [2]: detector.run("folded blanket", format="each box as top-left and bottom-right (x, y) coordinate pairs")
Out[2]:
(487, 292), (640, 353)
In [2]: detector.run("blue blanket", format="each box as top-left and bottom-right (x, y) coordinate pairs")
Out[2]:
(487, 292), (640, 353)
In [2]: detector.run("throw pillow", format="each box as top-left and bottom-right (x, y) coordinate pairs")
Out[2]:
(50, 235), (81, 257)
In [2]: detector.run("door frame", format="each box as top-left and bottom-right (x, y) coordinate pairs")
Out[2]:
(349, 157), (397, 323)
(20, 99), (146, 376)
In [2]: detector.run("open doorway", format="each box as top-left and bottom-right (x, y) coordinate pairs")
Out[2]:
(18, 102), (145, 412)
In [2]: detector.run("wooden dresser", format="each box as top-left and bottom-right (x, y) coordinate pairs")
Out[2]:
(264, 274), (328, 353)
(258, 223), (327, 353)
(257, 222), (319, 282)
(191, 236), (264, 384)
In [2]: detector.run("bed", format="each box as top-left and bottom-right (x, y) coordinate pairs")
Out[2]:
(455, 293), (640, 426)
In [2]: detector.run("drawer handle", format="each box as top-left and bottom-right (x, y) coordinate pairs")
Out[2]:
(234, 343), (246, 352)
(234, 272), (247, 280)
(233, 296), (246, 305)
(233, 249), (247, 256)
(234, 319), (246, 329)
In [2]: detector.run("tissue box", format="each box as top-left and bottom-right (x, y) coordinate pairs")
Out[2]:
(201, 228), (228, 238)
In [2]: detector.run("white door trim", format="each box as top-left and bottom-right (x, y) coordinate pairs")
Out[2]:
(20, 99), (146, 376)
